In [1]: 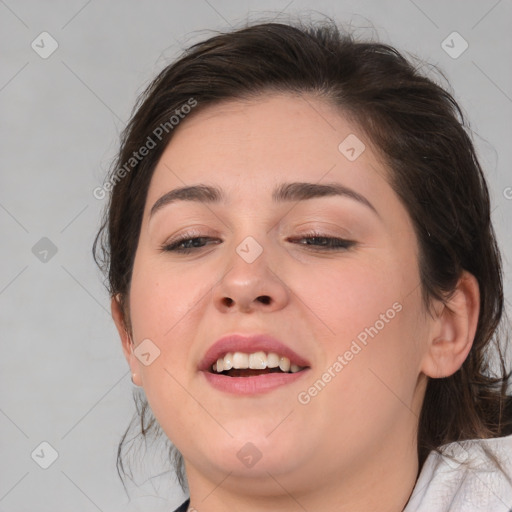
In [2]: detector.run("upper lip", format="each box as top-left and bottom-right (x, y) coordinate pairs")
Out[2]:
(198, 334), (311, 372)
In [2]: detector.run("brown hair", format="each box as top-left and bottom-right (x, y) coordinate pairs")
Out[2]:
(93, 18), (512, 492)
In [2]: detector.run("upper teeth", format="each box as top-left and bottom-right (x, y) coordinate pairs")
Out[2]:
(212, 351), (303, 373)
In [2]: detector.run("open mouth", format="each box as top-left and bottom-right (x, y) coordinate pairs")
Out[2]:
(209, 351), (308, 377)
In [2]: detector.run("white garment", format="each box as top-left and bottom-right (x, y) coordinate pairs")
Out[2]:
(404, 434), (512, 511)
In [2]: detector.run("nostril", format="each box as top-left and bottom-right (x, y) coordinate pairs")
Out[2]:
(221, 296), (271, 308)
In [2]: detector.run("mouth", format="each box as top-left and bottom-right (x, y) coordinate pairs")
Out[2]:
(209, 351), (308, 377)
(199, 334), (311, 394)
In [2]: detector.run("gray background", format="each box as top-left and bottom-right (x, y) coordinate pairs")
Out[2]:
(1, 1), (511, 511)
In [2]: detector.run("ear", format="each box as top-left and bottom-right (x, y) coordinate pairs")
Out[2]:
(111, 294), (142, 386)
(420, 271), (480, 379)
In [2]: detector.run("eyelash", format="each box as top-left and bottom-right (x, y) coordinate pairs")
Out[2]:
(160, 231), (356, 254)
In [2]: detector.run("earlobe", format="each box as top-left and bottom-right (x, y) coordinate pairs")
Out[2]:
(111, 294), (142, 386)
(420, 271), (480, 379)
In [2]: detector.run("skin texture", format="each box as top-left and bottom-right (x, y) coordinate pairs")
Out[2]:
(111, 93), (480, 512)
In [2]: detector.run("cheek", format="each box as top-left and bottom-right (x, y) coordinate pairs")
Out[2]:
(128, 253), (202, 342)
(293, 251), (412, 346)
(127, 258), (205, 435)
(127, 256), (199, 405)
(297, 252), (424, 402)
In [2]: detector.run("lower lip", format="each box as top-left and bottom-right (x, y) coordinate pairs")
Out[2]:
(201, 369), (309, 395)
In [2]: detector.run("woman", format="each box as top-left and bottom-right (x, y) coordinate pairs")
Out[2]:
(94, 18), (512, 512)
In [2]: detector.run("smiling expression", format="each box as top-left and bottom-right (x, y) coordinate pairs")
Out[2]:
(117, 92), (435, 497)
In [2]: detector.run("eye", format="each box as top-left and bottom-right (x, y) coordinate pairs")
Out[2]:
(288, 231), (356, 251)
(160, 235), (221, 254)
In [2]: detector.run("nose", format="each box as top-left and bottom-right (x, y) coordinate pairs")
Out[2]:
(212, 238), (290, 314)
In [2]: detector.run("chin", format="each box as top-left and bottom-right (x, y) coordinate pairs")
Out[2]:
(194, 431), (307, 478)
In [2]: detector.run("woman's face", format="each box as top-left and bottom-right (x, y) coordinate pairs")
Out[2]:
(119, 93), (435, 495)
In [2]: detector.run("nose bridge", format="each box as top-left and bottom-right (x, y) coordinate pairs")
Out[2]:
(212, 228), (289, 312)
(226, 210), (273, 268)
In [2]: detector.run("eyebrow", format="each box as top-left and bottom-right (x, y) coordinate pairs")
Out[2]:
(149, 181), (379, 219)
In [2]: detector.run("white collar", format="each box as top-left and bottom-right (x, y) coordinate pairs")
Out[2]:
(404, 434), (512, 511)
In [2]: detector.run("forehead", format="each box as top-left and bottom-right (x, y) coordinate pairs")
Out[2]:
(147, 93), (389, 203)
